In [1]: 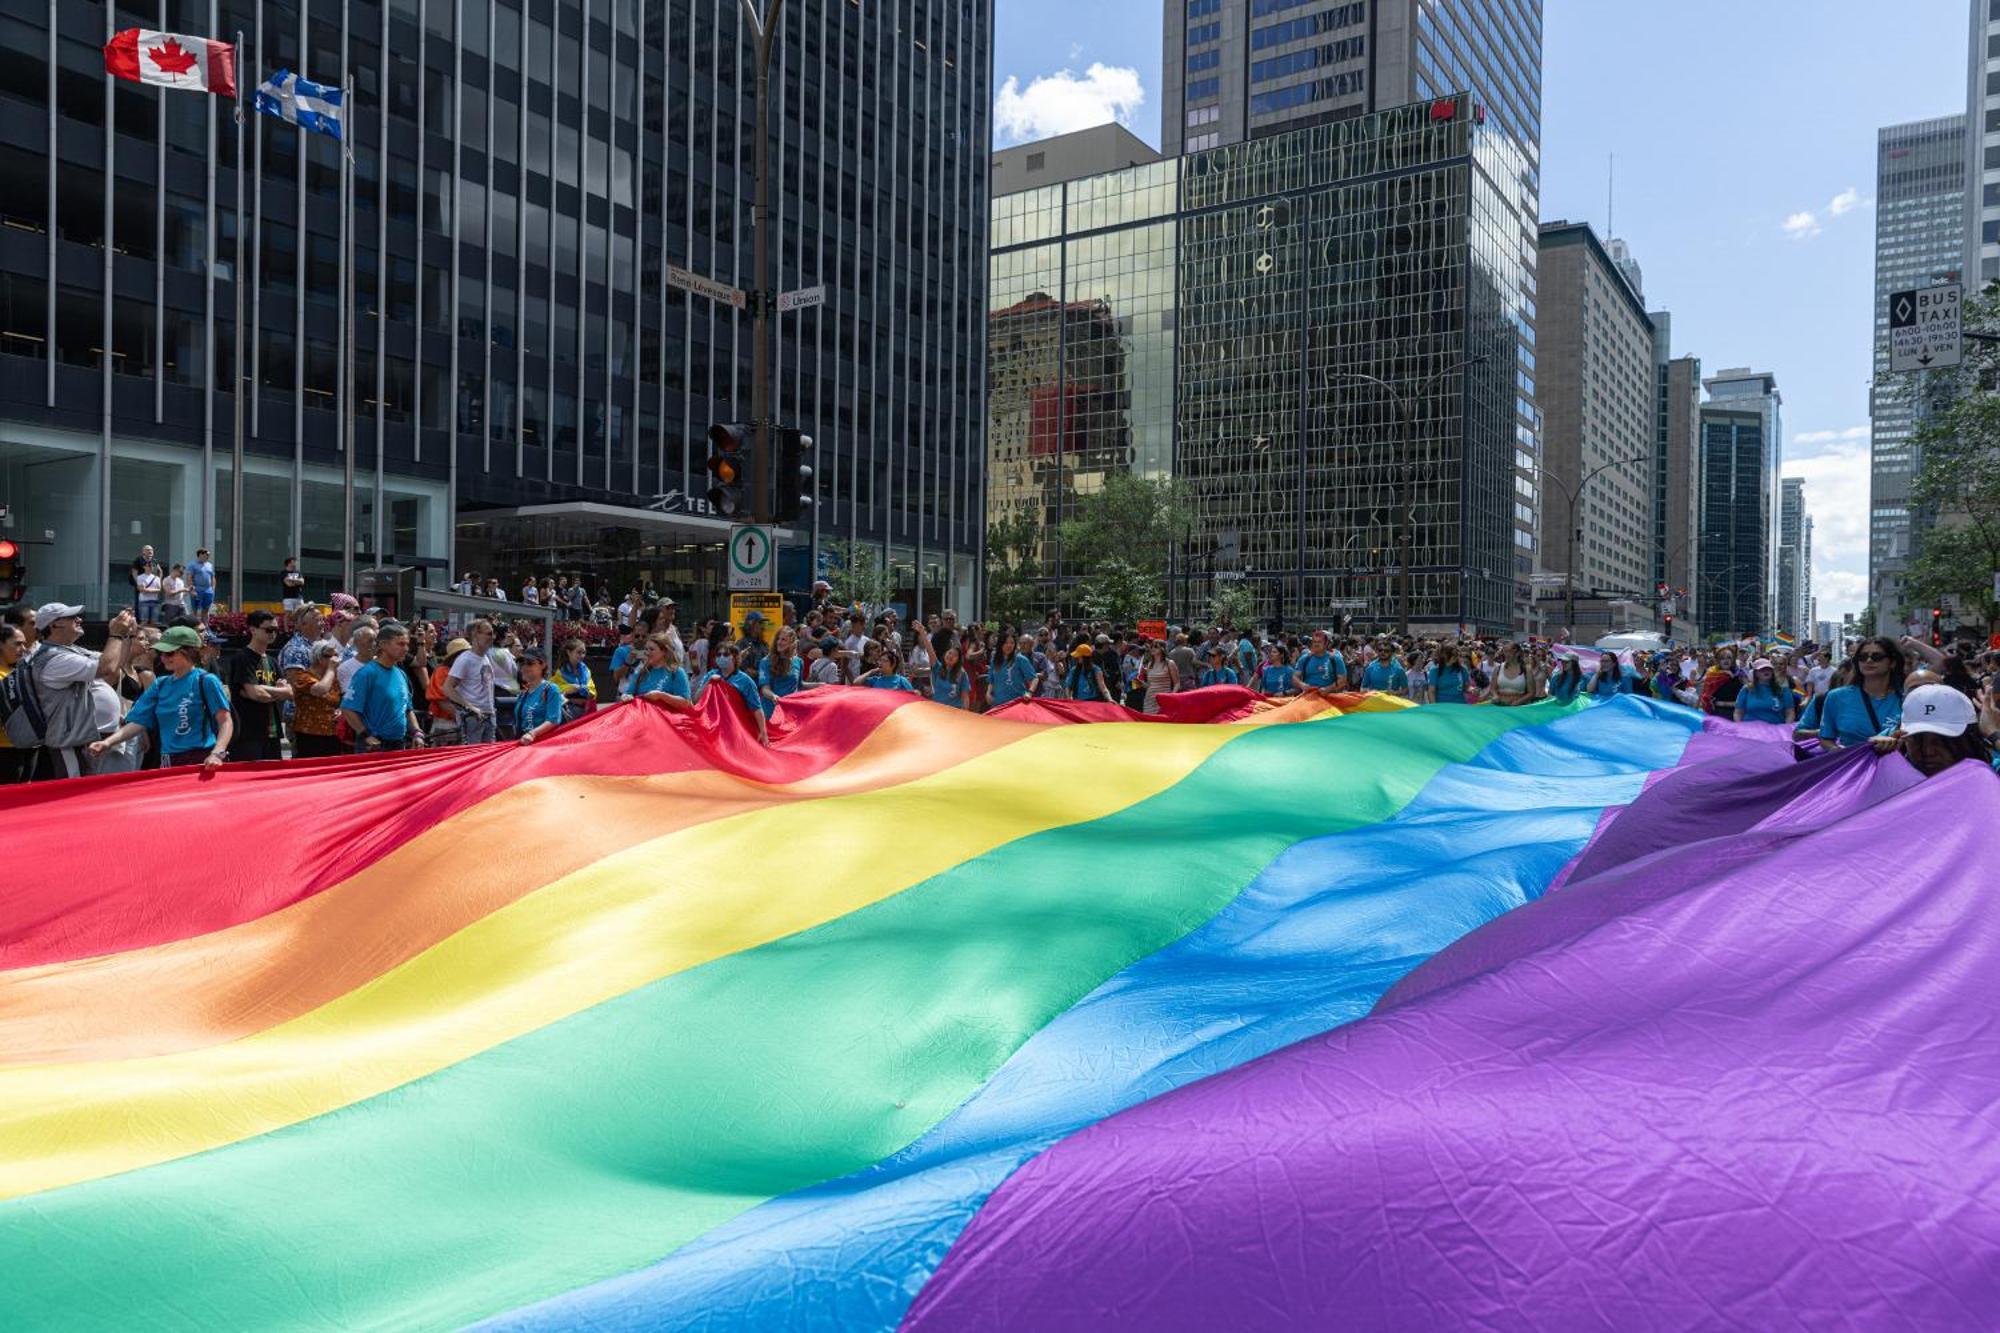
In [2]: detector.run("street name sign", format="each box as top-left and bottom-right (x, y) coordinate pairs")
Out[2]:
(668, 265), (747, 310)
(1889, 282), (1961, 373)
(777, 285), (825, 313)
(727, 523), (776, 592)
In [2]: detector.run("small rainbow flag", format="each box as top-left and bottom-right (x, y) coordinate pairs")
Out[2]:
(2, 687), (1993, 1328)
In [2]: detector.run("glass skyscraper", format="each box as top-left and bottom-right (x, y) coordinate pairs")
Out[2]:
(0, 0), (991, 614)
(988, 94), (1529, 633)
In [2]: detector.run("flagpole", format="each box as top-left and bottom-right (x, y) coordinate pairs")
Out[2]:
(230, 31), (246, 614)
(339, 78), (355, 600)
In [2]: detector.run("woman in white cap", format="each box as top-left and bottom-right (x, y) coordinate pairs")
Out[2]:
(1870, 683), (1997, 778)
(1734, 658), (1795, 725)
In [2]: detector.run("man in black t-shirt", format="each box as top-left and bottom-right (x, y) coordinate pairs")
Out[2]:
(223, 610), (293, 761)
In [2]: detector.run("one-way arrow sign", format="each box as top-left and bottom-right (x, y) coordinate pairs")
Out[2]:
(1890, 281), (1962, 373)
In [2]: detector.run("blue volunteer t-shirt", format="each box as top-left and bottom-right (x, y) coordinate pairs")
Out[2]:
(864, 673), (917, 693)
(701, 668), (764, 715)
(1297, 650), (1345, 689)
(1431, 665), (1471, 701)
(930, 668), (970, 708)
(516, 680), (565, 733)
(127, 669), (230, 756)
(989, 654), (1036, 705)
(626, 665), (691, 700)
(1236, 638), (1259, 680)
(343, 659), (414, 741)
(1361, 659), (1407, 692)
(1546, 671), (1583, 703)
(758, 657), (803, 714)
(1199, 666), (1239, 687)
(1818, 684), (1902, 747)
(1589, 668), (1627, 698)
(1257, 663), (1292, 695)
(188, 559), (215, 592)
(1737, 682), (1790, 724)
(609, 644), (635, 681)
(1066, 665), (1104, 702)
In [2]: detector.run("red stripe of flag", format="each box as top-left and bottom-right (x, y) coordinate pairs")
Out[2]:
(103, 29), (236, 98)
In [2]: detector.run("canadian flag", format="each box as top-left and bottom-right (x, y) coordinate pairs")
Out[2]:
(103, 29), (236, 98)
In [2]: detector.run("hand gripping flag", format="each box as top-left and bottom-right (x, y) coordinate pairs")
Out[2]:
(254, 70), (345, 141)
(104, 30), (237, 97)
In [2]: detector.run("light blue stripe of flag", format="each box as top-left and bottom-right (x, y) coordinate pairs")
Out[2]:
(253, 69), (344, 140)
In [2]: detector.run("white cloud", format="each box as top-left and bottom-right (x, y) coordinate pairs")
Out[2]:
(994, 63), (1145, 145)
(1781, 211), (1821, 240)
(1790, 424), (1869, 449)
(1781, 438), (1872, 619)
(1827, 186), (1863, 216)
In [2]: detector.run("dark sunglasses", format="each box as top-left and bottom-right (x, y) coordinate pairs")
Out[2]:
(1857, 652), (1890, 663)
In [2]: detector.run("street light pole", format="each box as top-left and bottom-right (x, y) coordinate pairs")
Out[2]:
(741, 0), (785, 526)
(1532, 453), (1649, 638)
(1328, 355), (1487, 637)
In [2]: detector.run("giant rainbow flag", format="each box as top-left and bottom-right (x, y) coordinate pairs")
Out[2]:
(3, 686), (1996, 1329)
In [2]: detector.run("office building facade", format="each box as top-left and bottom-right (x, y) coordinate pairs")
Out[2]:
(1965, 0), (2000, 285)
(1534, 221), (1655, 624)
(1701, 367), (1782, 618)
(1161, 0), (1543, 626)
(1776, 476), (1811, 640)
(1873, 113), (1965, 635)
(1696, 405), (1772, 636)
(988, 94), (1530, 632)
(0, 0), (990, 614)
(1658, 347), (1701, 628)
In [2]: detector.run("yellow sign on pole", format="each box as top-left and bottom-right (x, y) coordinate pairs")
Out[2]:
(730, 592), (785, 646)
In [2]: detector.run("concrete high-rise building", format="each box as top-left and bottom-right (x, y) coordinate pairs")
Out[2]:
(1777, 477), (1811, 639)
(1965, 0), (2000, 285)
(991, 123), (1163, 196)
(1654, 335), (1701, 632)
(0, 1), (992, 613)
(1161, 0), (1543, 627)
(988, 94), (1531, 631)
(1534, 222), (1655, 630)
(1696, 405), (1774, 636)
(1873, 113), (1966, 635)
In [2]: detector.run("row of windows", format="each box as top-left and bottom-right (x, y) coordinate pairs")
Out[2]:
(1188, 21), (1222, 45)
(1187, 0), (1222, 17)
(1250, 37), (1366, 86)
(1187, 77), (1221, 104)
(1252, 3), (1367, 52)
(1186, 104), (1221, 128)
(1188, 49), (1221, 74)
(1248, 70), (1365, 117)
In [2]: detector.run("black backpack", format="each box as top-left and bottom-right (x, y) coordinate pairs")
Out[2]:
(0, 650), (49, 748)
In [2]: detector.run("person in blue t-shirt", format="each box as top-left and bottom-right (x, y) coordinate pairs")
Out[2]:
(1256, 642), (1293, 696)
(89, 624), (234, 766)
(1587, 653), (1628, 700)
(856, 647), (919, 696)
(187, 548), (217, 618)
(1063, 644), (1112, 702)
(1819, 636), (1905, 748)
(697, 644), (770, 744)
(1734, 658), (1795, 725)
(338, 622), (427, 752)
(1546, 656), (1586, 704)
(514, 649), (568, 743)
(988, 634), (1039, 707)
(608, 626), (641, 698)
(624, 633), (694, 710)
(1199, 644), (1240, 688)
(757, 628), (805, 716)
(1235, 633), (1260, 682)
(1292, 630), (1347, 692)
(930, 643), (971, 709)
(1428, 644), (1471, 704)
(1360, 644), (1408, 695)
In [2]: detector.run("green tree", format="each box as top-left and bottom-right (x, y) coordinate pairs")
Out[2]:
(1906, 282), (2000, 631)
(1208, 581), (1258, 630)
(825, 539), (896, 618)
(984, 511), (1044, 629)
(1057, 474), (1196, 622)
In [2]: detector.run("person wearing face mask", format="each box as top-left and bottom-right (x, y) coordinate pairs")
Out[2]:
(697, 643), (769, 744)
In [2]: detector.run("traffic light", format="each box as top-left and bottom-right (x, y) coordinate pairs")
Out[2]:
(1663, 612), (1674, 641)
(1931, 607), (1943, 647)
(775, 427), (814, 523)
(0, 538), (21, 604)
(705, 422), (750, 517)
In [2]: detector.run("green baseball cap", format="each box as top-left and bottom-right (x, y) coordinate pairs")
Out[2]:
(154, 625), (204, 656)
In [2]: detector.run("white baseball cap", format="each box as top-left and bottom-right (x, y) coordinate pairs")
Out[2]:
(1900, 684), (1977, 739)
(33, 602), (84, 630)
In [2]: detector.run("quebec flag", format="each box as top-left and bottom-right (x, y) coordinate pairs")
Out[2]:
(254, 69), (344, 140)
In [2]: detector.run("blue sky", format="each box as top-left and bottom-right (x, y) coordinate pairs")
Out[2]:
(993, 0), (1972, 622)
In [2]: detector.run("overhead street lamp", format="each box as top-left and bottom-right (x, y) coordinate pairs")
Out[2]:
(1529, 452), (1650, 636)
(1327, 353), (1490, 636)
